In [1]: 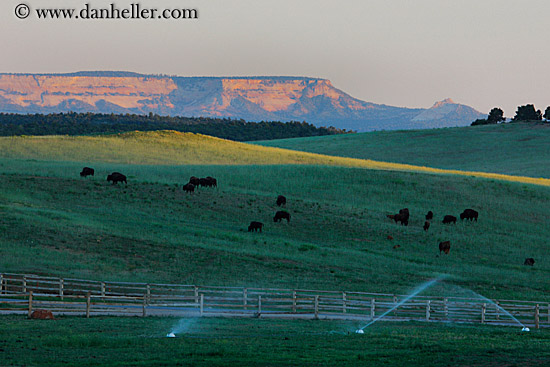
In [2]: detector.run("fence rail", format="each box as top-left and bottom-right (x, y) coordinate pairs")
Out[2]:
(0, 272), (547, 328)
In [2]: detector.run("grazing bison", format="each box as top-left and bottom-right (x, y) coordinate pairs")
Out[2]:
(189, 176), (200, 187)
(388, 208), (409, 226)
(248, 221), (263, 232)
(460, 209), (478, 221)
(524, 258), (535, 266)
(425, 211), (433, 220)
(439, 241), (451, 254)
(206, 176), (217, 188)
(199, 177), (210, 187)
(395, 208), (409, 226)
(80, 167), (94, 177)
(107, 172), (127, 184)
(276, 195), (287, 207)
(199, 177), (217, 188)
(273, 211), (291, 223)
(182, 183), (195, 193)
(442, 215), (457, 224)
(30, 309), (55, 320)
(423, 221), (430, 231)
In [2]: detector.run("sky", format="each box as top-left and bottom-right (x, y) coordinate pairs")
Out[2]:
(2, 0), (549, 117)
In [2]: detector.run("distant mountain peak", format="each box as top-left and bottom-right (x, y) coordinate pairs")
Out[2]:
(412, 98), (483, 124)
(431, 98), (455, 108)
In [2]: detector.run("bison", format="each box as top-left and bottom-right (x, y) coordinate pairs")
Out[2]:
(107, 172), (127, 184)
(388, 208), (409, 226)
(425, 211), (433, 220)
(182, 183), (195, 193)
(398, 208), (410, 226)
(439, 241), (451, 254)
(80, 167), (94, 177)
(276, 195), (287, 207)
(423, 221), (430, 231)
(248, 221), (263, 232)
(442, 215), (457, 224)
(524, 258), (535, 266)
(189, 176), (200, 187)
(206, 176), (217, 188)
(199, 177), (217, 188)
(460, 209), (478, 221)
(273, 211), (291, 223)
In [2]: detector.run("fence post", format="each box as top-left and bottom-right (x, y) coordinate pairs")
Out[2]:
(258, 295), (262, 317)
(200, 294), (204, 316)
(535, 304), (540, 329)
(86, 292), (91, 318)
(194, 286), (199, 304)
(548, 303), (550, 323)
(314, 296), (319, 319)
(142, 296), (147, 317)
(59, 279), (64, 300)
(292, 291), (296, 313)
(101, 282), (105, 299)
(22, 276), (27, 293)
(243, 288), (247, 309)
(370, 298), (375, 319)
(0, 273), (3, 294)
(146, 284), (151, 304)
(495, 301), (500, 320)
(426, 300), (431, 321)
(481, 303), (486, 324)
(342, 292), (347, 314)
(28, 291), (33, 318)
(444, 298), (448, 318)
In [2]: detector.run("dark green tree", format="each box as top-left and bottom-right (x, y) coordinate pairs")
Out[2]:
(512, 104), (542, 121)
(544, 106), (550, 121)
(487, 107), (505, 124)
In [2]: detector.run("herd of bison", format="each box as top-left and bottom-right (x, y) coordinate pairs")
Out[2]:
(79, 166), (535, 267)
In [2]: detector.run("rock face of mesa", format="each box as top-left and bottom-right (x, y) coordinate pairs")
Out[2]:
(0, 72), (484, 131)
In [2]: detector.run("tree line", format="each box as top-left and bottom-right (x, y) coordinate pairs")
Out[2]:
(471, 104), (550, 125)
(0, 112), (351, 141)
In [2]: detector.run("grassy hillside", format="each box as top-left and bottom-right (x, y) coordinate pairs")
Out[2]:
(2, 130), (550, 187)
(2, 129), (550, 365)
(1, 156), (548, 300)
(257, 123), (550, 178)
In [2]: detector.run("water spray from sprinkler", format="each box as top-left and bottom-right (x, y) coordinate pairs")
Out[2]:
(355, 275), (447, 334)
(166, 332), (176, 338)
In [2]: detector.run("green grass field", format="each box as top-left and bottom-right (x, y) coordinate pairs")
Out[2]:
(2, 316), (549, 367)
(1, 127), (550, 365)
(257, 122), (550, 178)
(0, 132), (548, 299)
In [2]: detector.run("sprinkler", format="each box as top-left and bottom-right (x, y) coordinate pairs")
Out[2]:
(167, 332), (176, 338)
(521, 327), (530, 332)
(355, 329), (364, 334)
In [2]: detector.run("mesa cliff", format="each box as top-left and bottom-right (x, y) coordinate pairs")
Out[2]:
(0, 72), (483, 131)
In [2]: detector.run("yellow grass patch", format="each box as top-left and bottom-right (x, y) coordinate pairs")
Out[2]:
(2, 130), (550, 187)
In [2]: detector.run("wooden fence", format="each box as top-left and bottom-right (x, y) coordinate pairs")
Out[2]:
(0, 272), (547, 328)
